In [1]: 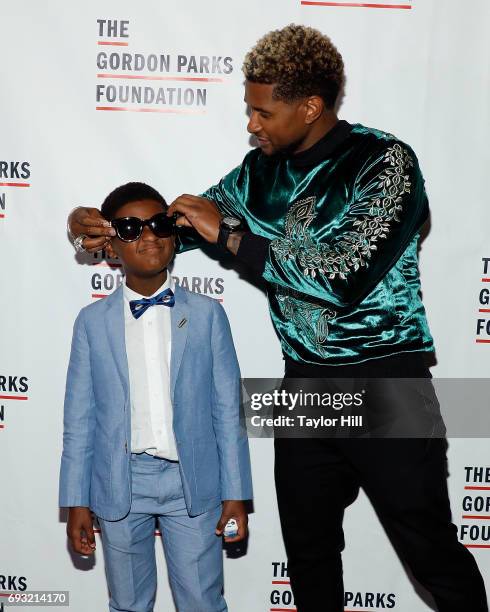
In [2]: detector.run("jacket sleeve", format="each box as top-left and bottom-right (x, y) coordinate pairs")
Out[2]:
(175, 162), (246, 254)
(201, 161), (248, 219)
(210, 301), (253, 501)
(59, 309), (96, 507)
(262, 142), (429, 311)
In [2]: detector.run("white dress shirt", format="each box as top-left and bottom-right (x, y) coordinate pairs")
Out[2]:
(124, 276), (178, 460)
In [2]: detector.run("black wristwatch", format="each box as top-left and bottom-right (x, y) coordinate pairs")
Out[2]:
(217, 216), (242, 251)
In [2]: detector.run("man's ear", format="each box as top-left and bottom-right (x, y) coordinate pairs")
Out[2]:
(304, 95), (324, 125)
(105, 240), (118, 259)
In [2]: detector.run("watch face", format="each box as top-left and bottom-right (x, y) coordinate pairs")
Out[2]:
(222, 216), (241, 230)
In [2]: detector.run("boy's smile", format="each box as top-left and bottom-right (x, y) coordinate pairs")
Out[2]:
(107, 198), (175, 296)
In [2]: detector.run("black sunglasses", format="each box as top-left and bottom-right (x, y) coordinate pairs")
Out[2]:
(111, 212), (176, 242)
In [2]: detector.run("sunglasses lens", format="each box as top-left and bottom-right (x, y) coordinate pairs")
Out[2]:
(113, 218), (142, 242)
(150, 213), (174, 237)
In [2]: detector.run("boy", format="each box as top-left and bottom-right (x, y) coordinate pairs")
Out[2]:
(59, 182), (252, 612)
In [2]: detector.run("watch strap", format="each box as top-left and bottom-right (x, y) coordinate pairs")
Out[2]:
(217, 224), (232, 251)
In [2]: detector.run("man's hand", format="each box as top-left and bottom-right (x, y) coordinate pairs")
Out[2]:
(215, 500), (248, 543)
(68, 207), (115, 253)
(67, 506), (96, 555)
(167, 195), (221, 244)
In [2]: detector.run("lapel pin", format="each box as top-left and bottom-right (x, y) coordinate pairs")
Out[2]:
(178, 318), (187, 328)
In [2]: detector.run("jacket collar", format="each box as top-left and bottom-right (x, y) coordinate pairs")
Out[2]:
(288, 119), (353, 168)
(103, 283), (189, 400)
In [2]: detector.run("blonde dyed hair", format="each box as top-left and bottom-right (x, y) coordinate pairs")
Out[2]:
(243, 24), (344, 108)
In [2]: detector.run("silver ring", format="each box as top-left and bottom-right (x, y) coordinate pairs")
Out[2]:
(73, 234), (88, 253)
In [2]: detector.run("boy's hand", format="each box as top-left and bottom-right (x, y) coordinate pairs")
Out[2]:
(68, 206), (115, 253)
(215, 500), (248, 542)
(168, 195), (221, 244)
(67, 507), (96, 555)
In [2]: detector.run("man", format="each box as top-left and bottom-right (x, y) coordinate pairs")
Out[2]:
(68, 24), (488, 612)
(61, 182), (252, 612)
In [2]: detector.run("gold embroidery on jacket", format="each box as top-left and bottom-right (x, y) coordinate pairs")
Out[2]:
(275, 287), (337, 356)
(271, 143), (413, 280)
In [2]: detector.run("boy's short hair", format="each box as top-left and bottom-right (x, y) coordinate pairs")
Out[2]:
(101, 182), (167, 220)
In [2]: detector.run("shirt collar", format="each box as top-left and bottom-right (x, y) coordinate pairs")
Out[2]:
(123, 273), (173, 303)
(288, 119), (353, 168)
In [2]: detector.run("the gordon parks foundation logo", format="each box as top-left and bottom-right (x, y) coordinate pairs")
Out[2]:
(89, 251), (225, 302)
(299, 0), (412, 10)
(0, 161), (31, 220)
(95, 19), (233, 115)
(0, 375), (29, 431)
(476, 258), (490, 344)
(459, 466), (490, 550)
(270, 561), (396, 610)
(90, 250), (124, 299)
(0, 574), (28, 611)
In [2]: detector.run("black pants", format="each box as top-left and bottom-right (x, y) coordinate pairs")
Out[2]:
(275, 353), (488, 612)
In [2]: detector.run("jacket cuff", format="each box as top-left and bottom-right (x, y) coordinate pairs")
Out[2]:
(236, 232), (271, 275)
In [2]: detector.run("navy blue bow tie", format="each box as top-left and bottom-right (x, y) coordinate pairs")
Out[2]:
(129, 288), (175, 319)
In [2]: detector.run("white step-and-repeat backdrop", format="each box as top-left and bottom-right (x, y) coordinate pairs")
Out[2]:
(1, 0), (489, 610)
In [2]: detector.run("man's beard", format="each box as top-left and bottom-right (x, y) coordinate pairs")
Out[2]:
(262, 135), (307, 159)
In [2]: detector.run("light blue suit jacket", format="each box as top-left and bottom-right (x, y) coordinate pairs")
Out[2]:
(59, 283), (253, 520)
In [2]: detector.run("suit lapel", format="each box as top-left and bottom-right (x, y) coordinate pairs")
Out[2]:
(170, 284), (189, 400)
(104, 286), (130, 395)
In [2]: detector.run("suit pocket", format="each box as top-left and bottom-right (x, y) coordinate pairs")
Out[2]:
(192, 439), (220, 500)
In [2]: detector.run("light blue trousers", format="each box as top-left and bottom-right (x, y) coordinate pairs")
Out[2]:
(97, 452), (227, 612)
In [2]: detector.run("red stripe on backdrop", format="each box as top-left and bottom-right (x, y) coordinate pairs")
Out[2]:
(0, 182), (30, 187)
(270, 609), (375, 612)
(464, 544), (490, 549)
(91, 293), (224, 303)
(97, 73), (225, 83)
(98, 41), (129, 46)
(465, 486), (490, 491)
(0, 214), (4, 218)
(476, 339), (490, 344)
(301, 1), (412, 8)
(95, 106), (206, 115)
(462, 515), (490, 520)
(0, 395), (28, 400)
(479, 309), (490, 313)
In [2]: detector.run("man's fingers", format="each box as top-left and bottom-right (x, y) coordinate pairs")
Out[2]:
(79, 225), (115, 237)
(67, 507), (96, 555)
(237, 519), (248, 540)
(68, 530), (92, 555)
(77, 215), (111, 229)
(170, 194), (206, 207)
(168, 195), (214, 216)
(68, 527), (96, 555)
(174, 216), (193, 228)
(167, 200), (194, 217)
(215, 516), (227, 535)
(67, 527), (80, 552)
(84, 519), (96, 549)
(82, 237), (111, 253)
